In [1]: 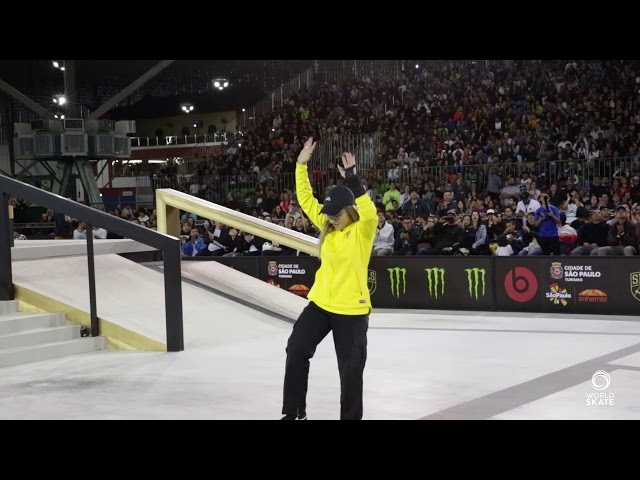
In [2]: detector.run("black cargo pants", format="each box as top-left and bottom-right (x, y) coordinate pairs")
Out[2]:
(282, 301), (369, 420)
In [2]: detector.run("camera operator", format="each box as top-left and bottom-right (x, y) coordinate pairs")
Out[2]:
(393, 216), (419, 255)
(431, 212), (464, 255)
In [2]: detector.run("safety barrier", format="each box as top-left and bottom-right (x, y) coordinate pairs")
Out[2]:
(184, 256), (640, 316)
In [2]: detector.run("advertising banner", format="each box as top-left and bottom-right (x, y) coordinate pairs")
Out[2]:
(368, 257), (494, 310)
(494, 257), (640, 315)
(195, 256), (260, 278)
(258, 256), (320, 299)
(199, 255), (640, 316)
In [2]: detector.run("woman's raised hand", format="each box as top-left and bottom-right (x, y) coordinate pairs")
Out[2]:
(297, 137), (317, 164)
(338, 152), (357, 178)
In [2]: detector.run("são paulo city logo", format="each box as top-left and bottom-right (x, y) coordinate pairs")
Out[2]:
(550, 262), (601, 283)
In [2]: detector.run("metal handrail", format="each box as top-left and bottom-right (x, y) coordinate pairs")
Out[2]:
(0, 175), (185, 352)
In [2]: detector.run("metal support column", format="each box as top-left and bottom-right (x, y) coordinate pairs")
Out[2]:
(75, 159), (103, 208)
(5, 101), (16, 176)
(0, 194), (14, 301)
(52, 159), (73, 197)
(163, 243), (184, 352)
(85, 223), (99, 336)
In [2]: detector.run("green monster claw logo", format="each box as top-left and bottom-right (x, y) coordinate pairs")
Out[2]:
(464, 268), (486, 300)
(387, 267), (406, 298)
(425, 268), (445, 299)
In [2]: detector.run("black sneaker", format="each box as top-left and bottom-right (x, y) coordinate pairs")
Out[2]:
(281, 413), (307, 420)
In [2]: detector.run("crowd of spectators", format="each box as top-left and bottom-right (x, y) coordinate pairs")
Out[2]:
(158, 60), (640, 257)
(14, 60), (640, 257)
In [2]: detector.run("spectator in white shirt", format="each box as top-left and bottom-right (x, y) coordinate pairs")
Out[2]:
(494, 235), (514, 256)
(189, 181), (201, 196)
(515, 192), (541, 225)
(372, 211), (395, 256)
(93, 226), (108, 239)
(73, 221), (87, 240)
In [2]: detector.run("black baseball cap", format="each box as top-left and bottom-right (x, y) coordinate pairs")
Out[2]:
(320, 185), (355, 216)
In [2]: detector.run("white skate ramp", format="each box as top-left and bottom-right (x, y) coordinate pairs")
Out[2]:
(11, 254), (291, 350)
(179, 260), (308, 321)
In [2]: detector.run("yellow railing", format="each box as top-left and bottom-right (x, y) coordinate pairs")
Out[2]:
(155, 188), (320, 257)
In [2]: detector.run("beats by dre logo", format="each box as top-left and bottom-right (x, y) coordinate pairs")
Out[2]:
(504, 267), (538, 302)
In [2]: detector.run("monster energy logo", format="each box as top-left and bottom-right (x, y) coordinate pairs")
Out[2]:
(387, 267), (406, 298)
(464, 268), (486, 300)
(425, 268), (445, 298)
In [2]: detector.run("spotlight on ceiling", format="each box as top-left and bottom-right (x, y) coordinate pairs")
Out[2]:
(213, 78), (230, 90)
(180, 103), (194, 113)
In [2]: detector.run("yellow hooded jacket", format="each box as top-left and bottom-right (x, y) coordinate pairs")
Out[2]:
(296, 163), (378, 315)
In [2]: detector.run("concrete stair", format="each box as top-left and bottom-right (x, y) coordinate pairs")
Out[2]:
(0, 300), (106, 368)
